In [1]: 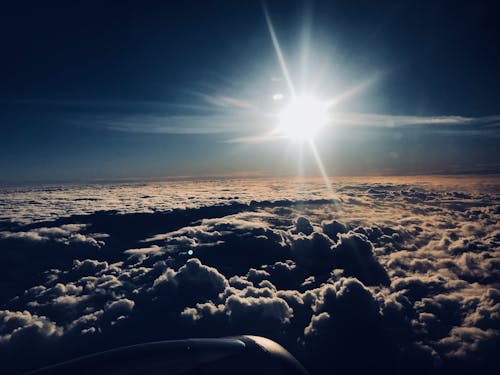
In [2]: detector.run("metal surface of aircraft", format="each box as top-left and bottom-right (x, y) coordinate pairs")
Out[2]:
(28, 335), (309, 375)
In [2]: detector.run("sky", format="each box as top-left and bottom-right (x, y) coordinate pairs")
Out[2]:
(1, 0), (500, 182)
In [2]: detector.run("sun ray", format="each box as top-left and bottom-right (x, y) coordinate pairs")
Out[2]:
(325, 73), (380, 108)
(262, 1), (340, 204)
(262, 1), (296, 97)
(309, 139), (337, 201)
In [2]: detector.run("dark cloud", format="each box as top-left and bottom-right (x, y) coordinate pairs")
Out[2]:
(173, 258), (229, 301)
(331, 231), (391, 286)
(303, 278), (394, 374)
(292, 216), (314, 235)
(321, 219), (347, 241)
(291, 232), (334, 275)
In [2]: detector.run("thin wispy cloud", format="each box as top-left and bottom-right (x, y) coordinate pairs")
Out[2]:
(96, 113), (271, 135)
(330, 113), (500, 128)
(195, 93), (259, 111)
(91, 111), (500, 140)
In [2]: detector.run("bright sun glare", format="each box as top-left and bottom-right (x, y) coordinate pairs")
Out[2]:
(277, 95), (328, 140)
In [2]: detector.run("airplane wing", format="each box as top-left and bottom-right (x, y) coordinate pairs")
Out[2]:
(27, 335), (309, 375)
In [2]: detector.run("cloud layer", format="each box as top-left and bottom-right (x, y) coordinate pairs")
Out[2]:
(0, 177), (498, 374)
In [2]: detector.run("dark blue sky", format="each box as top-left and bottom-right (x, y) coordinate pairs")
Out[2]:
(1, 0), (499, 182)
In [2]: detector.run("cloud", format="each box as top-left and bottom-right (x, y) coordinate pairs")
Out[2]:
(174, 258), (229, 301)
(225, 113), (500, 143)
(330, 231), (391, 286)
(196, 93), (258, 111)
(0, 310), (62, 344)
(329, 113), (500, 131)
(321, 219), (347, 240)
(104, 299), (135, 318)
(0, 224), (107, 247)
(98, 114), (267, 135)
(0, 177), (498, 374)
(302, 277), (394, 374)
(292, 216), (315, 235)
(290, 232), (334, 275)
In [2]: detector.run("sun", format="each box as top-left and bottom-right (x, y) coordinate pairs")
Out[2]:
(276, 95), (328, 140)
